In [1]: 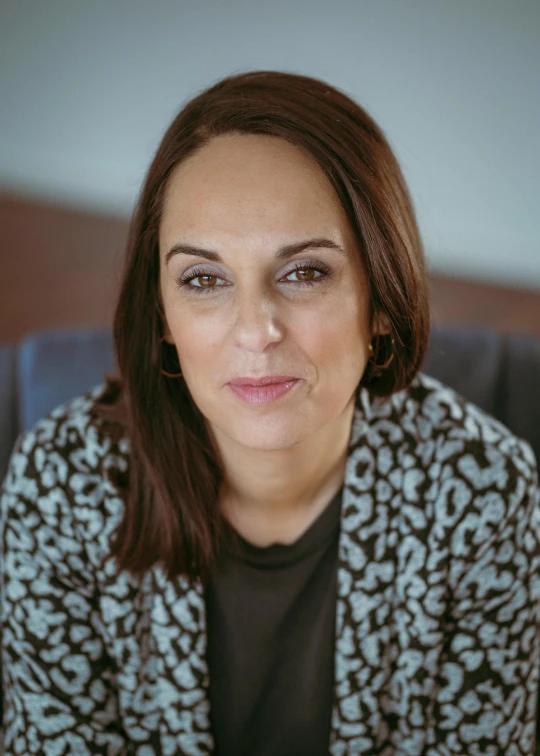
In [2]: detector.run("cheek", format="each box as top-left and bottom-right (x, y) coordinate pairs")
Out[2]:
(165, 305), (226, 377)
(293, 295), (369, 365)
(162, 284), (220, 347)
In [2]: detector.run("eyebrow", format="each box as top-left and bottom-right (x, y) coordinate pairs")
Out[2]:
(164, 237), (347, 265)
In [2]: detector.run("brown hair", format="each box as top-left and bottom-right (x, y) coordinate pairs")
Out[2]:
(94, 69), (430, 582)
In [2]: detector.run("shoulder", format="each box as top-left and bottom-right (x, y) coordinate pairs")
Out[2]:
(1, 383), (130, 571)
(363, 370), (537, 475)
(354, 372), (538, 532)
(3, 381), (130, 492)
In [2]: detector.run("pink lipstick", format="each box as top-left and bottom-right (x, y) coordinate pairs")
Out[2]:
(227, 376), (300, 404)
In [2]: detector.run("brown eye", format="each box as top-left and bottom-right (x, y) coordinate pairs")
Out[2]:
(175, 269), (228, 294)
(283, 264), (328, 285)
(294, 269), (316, 281)
(175, 261), (330, 296)
(197, 275), (217, 287)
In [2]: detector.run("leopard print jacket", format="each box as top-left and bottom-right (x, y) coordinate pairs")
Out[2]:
(2, 372), (540, 755)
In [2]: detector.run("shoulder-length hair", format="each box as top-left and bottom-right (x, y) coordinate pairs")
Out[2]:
(94, 69), (430, 583)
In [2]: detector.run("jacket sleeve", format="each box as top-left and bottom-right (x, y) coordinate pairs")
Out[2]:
(431, 436), (540, 755)
(1, 430), (128, 756)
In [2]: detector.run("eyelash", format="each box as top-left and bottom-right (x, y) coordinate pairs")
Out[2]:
(174, 261), (332, 295)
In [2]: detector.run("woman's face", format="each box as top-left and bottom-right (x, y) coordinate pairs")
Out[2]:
(159, 133), (385, 451)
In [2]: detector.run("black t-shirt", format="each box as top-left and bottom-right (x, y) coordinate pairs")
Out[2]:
(205, 486), (343, 756)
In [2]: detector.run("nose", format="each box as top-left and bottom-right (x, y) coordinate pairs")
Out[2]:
(231, 289), (284, 353)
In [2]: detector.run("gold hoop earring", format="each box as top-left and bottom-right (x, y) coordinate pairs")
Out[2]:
(160, 336), (183, 378)
(368, 337), (395, 372)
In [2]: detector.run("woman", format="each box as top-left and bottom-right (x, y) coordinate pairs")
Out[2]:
(1, 70), (539, 756)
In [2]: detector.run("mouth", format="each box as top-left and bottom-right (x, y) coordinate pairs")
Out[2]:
(227, 377), (301, 405)
(228, 375), (299, 387)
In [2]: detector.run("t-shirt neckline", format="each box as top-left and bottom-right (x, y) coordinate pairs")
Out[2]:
(222, 486), (344, 568)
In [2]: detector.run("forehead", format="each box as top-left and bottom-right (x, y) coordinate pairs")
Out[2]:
(159, 133), (353, 248)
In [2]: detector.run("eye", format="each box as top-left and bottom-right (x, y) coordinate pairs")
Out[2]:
(282, 262), (329, 285)
(174, 267), (228, 294)
(174, 260), (331, 295)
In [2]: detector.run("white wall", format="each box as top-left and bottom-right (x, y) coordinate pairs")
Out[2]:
(1, 0), (538, 288)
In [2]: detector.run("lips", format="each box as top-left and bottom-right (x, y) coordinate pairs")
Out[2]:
(228, 375), (298, 387)
(227, 377), (300, 404)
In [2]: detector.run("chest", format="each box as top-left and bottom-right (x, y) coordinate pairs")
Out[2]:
(204, 523), (339, 754)
(97, 487), (448, 755)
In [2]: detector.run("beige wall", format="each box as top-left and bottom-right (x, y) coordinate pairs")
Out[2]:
(1, 0), (539, 289)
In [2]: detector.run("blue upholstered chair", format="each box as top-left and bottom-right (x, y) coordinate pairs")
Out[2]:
(1, 324), (540, 744)
(2, 325), (539, 471)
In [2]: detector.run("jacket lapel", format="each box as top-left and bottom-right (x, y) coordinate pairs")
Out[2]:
(149, 566), (215, 753)
(330, 387), (396, 753)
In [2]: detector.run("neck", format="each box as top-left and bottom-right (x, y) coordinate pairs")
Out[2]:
(210, 398), (356, 545)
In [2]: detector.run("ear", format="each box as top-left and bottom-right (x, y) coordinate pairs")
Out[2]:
(157, 289), (175, 344)
(161, 320), (175, 345)
(373, 311), (392, 336)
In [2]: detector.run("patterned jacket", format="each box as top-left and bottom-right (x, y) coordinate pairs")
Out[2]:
(1, 372), (540, 755)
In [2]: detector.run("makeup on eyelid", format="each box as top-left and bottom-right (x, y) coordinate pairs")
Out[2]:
(174, 260), (333, 294)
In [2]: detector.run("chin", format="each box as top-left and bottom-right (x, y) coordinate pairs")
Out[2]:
(227, 417), (309, 451)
